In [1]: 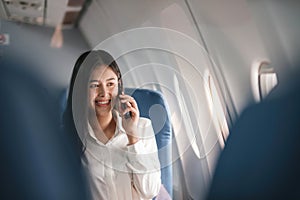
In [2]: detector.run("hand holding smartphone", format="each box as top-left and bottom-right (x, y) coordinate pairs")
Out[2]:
(117, 88), (140, 145)
(121, 101), (132, 119)
(118, 85), (132, 119)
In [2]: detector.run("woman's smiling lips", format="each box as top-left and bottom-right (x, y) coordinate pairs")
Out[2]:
(95, 99), (111, 106)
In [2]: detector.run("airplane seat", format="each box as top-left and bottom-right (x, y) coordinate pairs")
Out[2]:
(0, 60), (90, 200)
(125, 88), (173, 199)
(206, 71), (300, 200)
(59, 88), (173, 199)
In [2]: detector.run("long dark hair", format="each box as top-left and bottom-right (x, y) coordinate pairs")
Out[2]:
(63, 50), (123, 156)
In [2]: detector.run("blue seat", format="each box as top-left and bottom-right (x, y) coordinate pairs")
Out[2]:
(125, 88), (173, 198)
(1, 60), (90, 200)
(207, 73), (300, 200)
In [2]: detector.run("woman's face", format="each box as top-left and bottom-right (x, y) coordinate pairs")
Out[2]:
(88, 65), (119, 117)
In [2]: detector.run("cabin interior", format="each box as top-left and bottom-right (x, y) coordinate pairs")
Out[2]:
(1, 0), (300, 199)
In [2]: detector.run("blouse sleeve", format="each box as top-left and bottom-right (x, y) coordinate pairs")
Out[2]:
(126, 118), (161, 199)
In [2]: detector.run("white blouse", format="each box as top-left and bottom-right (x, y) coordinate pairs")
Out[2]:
(82, 113), (161, 200)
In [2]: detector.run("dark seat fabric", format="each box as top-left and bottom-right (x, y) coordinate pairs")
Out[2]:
(207, 74), (300, 200)
(125, 88), (173, 198)
(0, 60), (90, 200)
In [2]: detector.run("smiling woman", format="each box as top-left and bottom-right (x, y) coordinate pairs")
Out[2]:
(63, 50), (161, 200)
(87, 64), (120, 143)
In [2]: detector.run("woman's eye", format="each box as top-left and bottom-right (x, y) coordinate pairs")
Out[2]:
(107, 82), (115, 87)
(89, 84), (99, 88)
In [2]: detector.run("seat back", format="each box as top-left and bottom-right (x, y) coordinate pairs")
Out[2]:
(125, 88), (173, 198)
(1, 61), (90, 200)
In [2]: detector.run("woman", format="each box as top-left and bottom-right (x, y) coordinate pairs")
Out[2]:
(63, 50), (161, 200)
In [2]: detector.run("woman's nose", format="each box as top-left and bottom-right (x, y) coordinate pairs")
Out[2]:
(97, 85), (107, 97)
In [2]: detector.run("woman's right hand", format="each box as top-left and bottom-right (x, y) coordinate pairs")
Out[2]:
(118, 93), (140, 145)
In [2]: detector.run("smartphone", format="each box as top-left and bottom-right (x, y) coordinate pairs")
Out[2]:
(118, 84), (131, 119)
(121, 102), (132, 119)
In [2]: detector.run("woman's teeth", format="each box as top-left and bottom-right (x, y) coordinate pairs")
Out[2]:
(96, 100), (110, 105)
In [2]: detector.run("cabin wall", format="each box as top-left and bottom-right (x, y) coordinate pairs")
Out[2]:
(79, 0), (281, 120)
(187, 0), (270, 113)
(79, 0), (199, 48)
(247, 0), (300, 82)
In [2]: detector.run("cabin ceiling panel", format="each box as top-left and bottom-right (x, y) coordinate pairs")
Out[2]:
(1, 0), (86, 28)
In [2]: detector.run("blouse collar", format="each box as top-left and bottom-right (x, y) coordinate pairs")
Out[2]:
(87, 109), (125, 144)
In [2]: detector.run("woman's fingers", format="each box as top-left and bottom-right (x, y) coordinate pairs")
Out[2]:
(118, 94), (139, 118)
(119, 94), (138, 109)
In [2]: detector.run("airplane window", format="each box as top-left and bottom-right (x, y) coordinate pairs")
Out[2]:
(204, 70), (229, 148)
(173, 74), (201, 159)
(251, 60), (278, 101)
(259, 66), (278, 100)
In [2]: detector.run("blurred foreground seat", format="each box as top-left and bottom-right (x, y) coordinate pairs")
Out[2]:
(207, 71), (300, 200)
(0, 59), (90, 200)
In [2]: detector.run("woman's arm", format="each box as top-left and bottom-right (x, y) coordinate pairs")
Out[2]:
(126, 118), (161, 199)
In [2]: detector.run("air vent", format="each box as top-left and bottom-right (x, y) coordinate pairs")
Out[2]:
(3, 0), (45, 25)
(2, 0), (87, 28)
